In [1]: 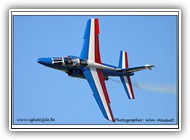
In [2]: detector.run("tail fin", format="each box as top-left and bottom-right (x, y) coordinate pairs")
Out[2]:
(118, 51), (135, 99)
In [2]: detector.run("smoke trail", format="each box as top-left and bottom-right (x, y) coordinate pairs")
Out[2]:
(133, 82), (176, 94)
(109, 78), (176, 94)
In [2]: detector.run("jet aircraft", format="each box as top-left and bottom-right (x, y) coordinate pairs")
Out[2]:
(37, 19), (154, 122)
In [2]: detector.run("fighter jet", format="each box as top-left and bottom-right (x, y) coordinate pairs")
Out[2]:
(37, 19), (154, 122)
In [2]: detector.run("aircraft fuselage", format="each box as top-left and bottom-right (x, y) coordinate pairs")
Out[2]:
(37, 56), (134, 80)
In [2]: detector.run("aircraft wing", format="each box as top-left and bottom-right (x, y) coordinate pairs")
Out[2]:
(82, 67), (115, 122)
(80, 19), (101, 63)
(80, 19), (114, 122)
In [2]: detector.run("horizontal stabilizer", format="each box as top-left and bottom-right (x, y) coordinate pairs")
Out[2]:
(117, 64), (155, 73)
(145, 64), (155, 70)
(118, 50), (134, 99)
(120, 76), (135, 99)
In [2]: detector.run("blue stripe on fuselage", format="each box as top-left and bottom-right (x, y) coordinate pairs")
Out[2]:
(102, 63), (117, 68)
(103, 69), (133, 77)
(101, 63), (134, 76)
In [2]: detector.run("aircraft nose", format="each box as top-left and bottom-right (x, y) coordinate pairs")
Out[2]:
(37, 58), (52, 65)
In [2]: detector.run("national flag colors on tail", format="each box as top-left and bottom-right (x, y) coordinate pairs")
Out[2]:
(119, 51), (135, 99)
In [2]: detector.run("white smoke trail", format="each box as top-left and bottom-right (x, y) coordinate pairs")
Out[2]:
(133, 82), (176, 94)
(109, 78), (176, 94)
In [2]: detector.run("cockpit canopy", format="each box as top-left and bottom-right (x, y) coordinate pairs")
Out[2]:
(53, 57), (63, 62)
(51, 56), (88, 67)
(52, 57), (64, 65)
(65, 57), (80, 66)
(52, 56), (85, 67)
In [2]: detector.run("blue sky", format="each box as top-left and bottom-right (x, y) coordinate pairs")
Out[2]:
(13, 15), (178, 125)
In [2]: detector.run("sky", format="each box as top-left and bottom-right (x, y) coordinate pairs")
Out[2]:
(13, 15), (178, 125)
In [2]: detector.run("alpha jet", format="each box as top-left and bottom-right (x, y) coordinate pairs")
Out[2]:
(37, 19), (154, 122)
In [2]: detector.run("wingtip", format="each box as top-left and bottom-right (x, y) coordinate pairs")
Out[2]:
(145, 64), (155, 70)
(108, 118), (115, 122)
(105, 115), (115, 122)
